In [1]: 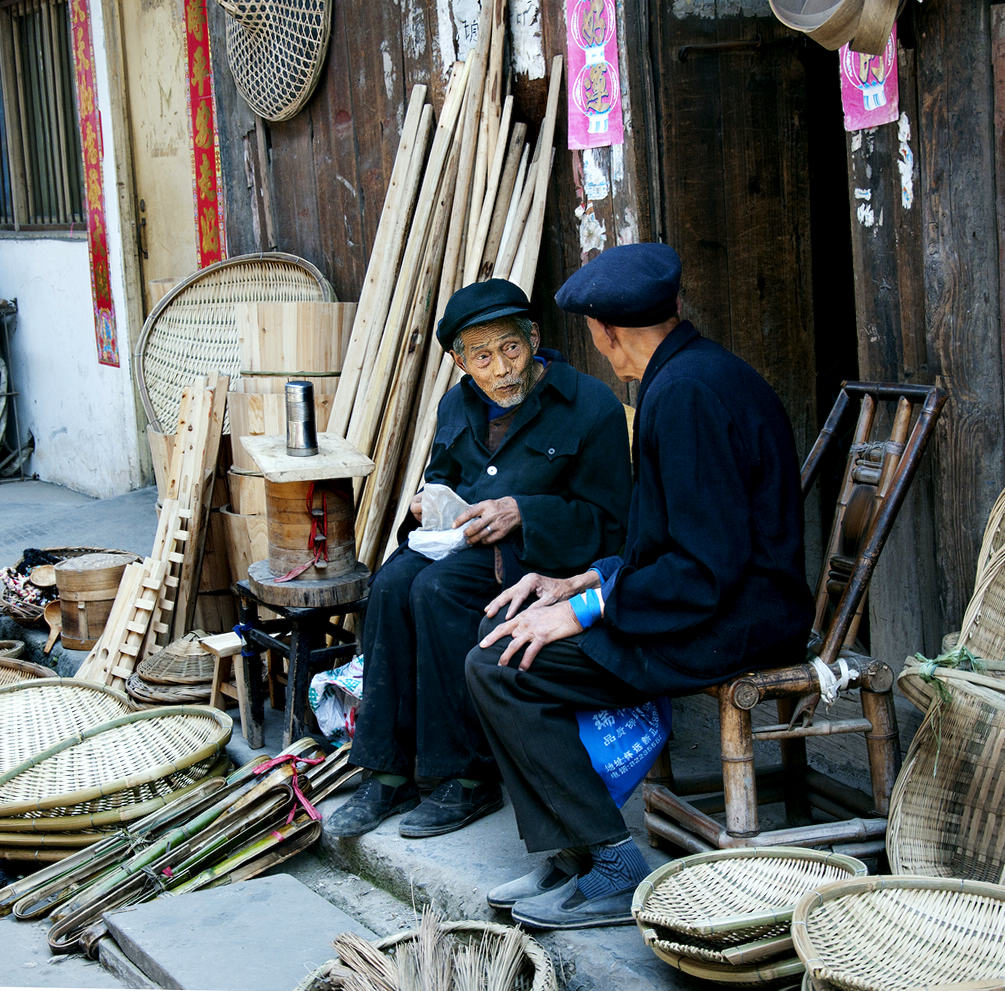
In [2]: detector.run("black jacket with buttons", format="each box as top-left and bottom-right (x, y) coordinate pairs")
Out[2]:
(424, 349), (632, 577)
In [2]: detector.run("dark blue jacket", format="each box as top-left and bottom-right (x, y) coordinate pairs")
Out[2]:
(583, 322), (813, 693)
(424, 350), (632, 576)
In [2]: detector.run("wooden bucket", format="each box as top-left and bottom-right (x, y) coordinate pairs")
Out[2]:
(264, 479), (356, 580)
(227, 390), (334, 472)
(227, 468), (266, 516)
(55, 553), (138, 650)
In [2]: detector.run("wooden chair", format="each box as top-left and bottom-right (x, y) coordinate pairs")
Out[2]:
(644, 382), (946, 856)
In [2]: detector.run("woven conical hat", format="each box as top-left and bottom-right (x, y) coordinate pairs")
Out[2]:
(769, 0), (865, 50)
(215, 0), (332, 122)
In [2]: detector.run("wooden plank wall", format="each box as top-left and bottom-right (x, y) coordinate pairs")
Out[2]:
(846, 0), (1005, 678)
(206, 0), (649, 400)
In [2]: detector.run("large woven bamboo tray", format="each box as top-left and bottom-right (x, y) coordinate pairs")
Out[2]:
(296, 920), (557, 991)
(133, 252), (334, 433)
(0, 679), (132, 774)
(886, 680), (1005, 882)
(633, 847), (869, 946)
(0, 655), (52, 687)
(0, 707), (232, 820)
(791, 875), (1005, 990)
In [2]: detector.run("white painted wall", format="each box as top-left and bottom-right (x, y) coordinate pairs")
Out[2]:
(0, 1), (143, 499)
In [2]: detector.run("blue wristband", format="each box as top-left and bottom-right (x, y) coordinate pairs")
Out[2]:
(570, 588), (603, 629)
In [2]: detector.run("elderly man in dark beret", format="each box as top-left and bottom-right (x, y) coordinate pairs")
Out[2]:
(466, 243), (813, 929)
(330, 278), (632, 839)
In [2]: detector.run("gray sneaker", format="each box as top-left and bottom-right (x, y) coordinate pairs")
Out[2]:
(510, 876), (637, 930)
(486, 848), (589, 909)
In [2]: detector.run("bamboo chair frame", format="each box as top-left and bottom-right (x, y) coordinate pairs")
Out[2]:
(645, 382), (946, 854)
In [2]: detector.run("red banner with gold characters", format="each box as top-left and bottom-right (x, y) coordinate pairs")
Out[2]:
(184, 0), (226, 267)
(69, 0), (118, 367)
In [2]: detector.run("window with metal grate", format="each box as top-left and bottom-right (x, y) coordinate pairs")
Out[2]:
(0, 0), (84, 231)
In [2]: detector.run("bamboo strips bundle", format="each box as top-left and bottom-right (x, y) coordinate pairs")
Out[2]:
(0, 742), (356, 956)
(329, 11), (564, 572)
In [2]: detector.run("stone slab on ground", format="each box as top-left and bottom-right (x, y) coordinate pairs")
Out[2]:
(101, 874), (377, 991)
(0, 913), (129, 989)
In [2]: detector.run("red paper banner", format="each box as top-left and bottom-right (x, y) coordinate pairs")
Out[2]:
(184, 0), (226, 267)
(70, 0), (118, 367)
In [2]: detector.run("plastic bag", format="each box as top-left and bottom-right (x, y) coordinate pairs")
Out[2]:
(308, 654), (365, 744)
(407, 483), (476, 560)
(576, 697), (673, 807)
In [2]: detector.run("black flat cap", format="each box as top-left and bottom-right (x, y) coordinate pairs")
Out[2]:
(436, 279), (532, 351)
(555, 242), (682, 327)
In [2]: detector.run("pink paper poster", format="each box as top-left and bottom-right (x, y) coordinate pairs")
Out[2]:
(840, 26), (899, 132)
(567, 0), (623, 149)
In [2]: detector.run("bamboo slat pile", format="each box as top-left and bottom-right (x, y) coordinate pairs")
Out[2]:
(0, 740), (360, 957)
(76, 375), (229, 689)
(328, 2), (564, 572)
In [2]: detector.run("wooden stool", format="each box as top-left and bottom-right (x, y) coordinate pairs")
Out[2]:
(644, 382), (946, 856)
(233, 561), (368, 748)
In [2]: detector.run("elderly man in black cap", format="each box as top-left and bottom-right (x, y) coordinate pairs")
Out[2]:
(329, 278), (632, 839)
(465, 243), (813, 929)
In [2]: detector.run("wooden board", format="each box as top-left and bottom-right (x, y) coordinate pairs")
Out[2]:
(240, 433), (374, 482)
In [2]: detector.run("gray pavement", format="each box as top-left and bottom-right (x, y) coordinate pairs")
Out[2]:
(0, 479), (716, 990)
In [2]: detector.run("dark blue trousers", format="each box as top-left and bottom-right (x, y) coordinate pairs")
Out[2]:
(349, 545), (503, 781)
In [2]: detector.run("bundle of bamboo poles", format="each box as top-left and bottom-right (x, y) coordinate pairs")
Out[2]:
(328, 0), (564, 573)
(0, 739), (360, 957)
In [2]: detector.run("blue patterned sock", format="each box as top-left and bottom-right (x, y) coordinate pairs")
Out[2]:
(576, 837), (650, 900)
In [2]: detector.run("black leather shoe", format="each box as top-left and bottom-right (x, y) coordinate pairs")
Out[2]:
(398, 779), (503, 838)
(327, 774), (420, 838)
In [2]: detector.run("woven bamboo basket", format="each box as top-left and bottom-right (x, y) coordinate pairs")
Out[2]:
(135, 633), (215, 685)
(133, 252), (334, 433)
(886, 680), (1005, 882)
(0, 655), (52, 687)
(790, 875), (1005, 990)
(294, 920), (558, 991)
(0, 639), (25, 658)
(0, 679), (132, 774)
(633, 847), (869, 947)
(125, 672), (212, 706)
(0, 706), (232, 820)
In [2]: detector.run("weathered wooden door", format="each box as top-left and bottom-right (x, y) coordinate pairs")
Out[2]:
(118, 0), (198, 312)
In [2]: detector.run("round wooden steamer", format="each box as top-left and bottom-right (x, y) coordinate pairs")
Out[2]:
(264, 478), (356, 579)
(54, 553), (137, 651)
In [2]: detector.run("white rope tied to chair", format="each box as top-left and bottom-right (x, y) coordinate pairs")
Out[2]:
(811, 656), (853, 705)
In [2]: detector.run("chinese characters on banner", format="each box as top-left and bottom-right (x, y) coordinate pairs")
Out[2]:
(184, 0), (226, 267)
(840, 26), (899, 132)
(69, 0), (118, 367)
(566, 0), (623, 149)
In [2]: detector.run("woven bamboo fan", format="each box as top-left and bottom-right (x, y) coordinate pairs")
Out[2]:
(790, 875), (1005, 989)
(0, 655), (52, 687)
(0, 679), (132, 775)
(295, 920), (557, 991)
(136, 633), (215, 685)
(887, 680), (1005, 883)
(633, 847), (868, 947)
(214, 0), (331, 122)
(0, 707), (231, 819)
(134, 252), (334, 433)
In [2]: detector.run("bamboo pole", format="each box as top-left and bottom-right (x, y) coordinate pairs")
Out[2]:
(512, 55), (563, 293)
(356, 144), (461, 570)
(493, 130), (540, 278)
(510, 148), (555, 292)
(345, 59), (471, 461)
(478, 123), (527, 281)
(327, 86), (429, 437)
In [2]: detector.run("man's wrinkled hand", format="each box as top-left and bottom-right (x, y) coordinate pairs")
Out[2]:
(484, 572), (576, 620)
(479, 602), (582, 671)
(409, 492), (423, 523)
(453, 496), (521, 545)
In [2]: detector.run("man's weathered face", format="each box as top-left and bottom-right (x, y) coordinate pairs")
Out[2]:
(452, 319), (540, 407)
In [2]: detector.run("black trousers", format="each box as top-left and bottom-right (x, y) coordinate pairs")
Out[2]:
(349, 545), (503, 781)
(465, 616), (721, 853)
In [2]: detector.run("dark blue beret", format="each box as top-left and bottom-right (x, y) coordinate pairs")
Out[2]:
(555, 243), (682, 326)
(436, 279), (532, 350)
